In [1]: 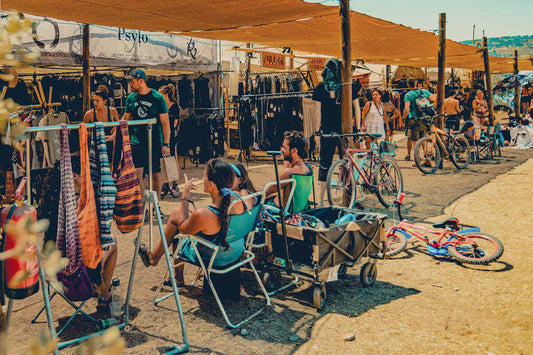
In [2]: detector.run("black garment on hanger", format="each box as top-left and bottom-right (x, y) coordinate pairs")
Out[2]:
(178, 77), (193, 108)
(194, 76), (211, 110)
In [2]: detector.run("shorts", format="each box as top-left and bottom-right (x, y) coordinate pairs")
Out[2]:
(406, 119), (428, 141)
(131, 142), (162, 173)
(445, 114), (461, 131)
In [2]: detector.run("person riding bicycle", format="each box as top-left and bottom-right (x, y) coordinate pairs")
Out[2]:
(403, 78), (434, 161)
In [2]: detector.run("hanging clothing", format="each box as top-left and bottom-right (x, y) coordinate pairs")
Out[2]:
(302, 98), (321, 138)
(178, 77), (193, 108)
(89, 123), (117, 250)
(78, 123), (102, 269)
(194, 76), (211, 110)
(365, 102), (386, 137)
(56, 125), (83, 276)
(35, 112), (70, 167)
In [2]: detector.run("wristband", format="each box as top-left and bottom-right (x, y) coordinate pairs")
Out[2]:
(163, 143), (170, 147)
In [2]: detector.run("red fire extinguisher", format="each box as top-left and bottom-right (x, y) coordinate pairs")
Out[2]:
(1, 178), (40, 299)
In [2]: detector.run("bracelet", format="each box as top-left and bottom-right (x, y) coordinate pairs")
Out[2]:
(163, 143), (170, 147)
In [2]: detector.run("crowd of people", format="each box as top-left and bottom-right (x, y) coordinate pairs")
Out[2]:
(79, 63), (504, 311)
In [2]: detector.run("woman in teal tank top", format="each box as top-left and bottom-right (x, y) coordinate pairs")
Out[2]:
(139, 158), (235, 285)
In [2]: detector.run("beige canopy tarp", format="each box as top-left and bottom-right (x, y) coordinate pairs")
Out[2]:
(4, 0), (531, 73)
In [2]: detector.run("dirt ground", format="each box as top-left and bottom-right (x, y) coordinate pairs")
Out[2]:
(5, 136), (533, 354)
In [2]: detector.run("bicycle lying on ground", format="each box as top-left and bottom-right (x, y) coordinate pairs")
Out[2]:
(384, 194), (504, 264)
(322, 131), (403, 209)
(413, 114), (471, 174)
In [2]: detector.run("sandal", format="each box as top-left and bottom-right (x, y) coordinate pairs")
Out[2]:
(96, 297), (111, 313)
(138, 243), (152, 267)
(163, 279), (185, 288)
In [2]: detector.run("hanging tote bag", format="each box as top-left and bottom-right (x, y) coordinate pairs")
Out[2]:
(77, 123), (102, 269)
(112, 120), (143, 233)
(56, 124), (92, 302)
(89, 123), (117, 249)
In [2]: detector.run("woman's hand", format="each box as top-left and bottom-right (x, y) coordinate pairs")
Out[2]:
(181, 174), (199, 200)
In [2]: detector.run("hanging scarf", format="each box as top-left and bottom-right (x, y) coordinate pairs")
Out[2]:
(89, 123), (117, 249)
(56, 124), (83, 276)
(322, 58), (342, 92)
(78, 123), (102, 269)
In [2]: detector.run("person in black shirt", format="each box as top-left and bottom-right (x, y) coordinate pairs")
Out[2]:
(312, 58), (359, 205)
(159, 83), (181, 193)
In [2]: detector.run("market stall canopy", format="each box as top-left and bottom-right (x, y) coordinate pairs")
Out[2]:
(4, 0), (532, 73)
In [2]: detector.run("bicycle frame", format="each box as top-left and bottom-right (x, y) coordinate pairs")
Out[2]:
(387, 220), (481, 249)
(344, 147), (395, 190)
(427, 124), (452, 159)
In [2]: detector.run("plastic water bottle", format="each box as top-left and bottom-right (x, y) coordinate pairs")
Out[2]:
(334, 214), (356, 225)
(109, 278), (123, 321)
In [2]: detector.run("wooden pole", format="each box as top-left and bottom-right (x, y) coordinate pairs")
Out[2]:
(437, 13), (446, 129)
(244, 43), (252, 95)
(339, 0), (352, 134)
(82, 24), (91, 115)
(472, 25), (475, 46)
(513, 50), (520, 117)
(289, 50), (294, 70)
(482, 36), (495, 126)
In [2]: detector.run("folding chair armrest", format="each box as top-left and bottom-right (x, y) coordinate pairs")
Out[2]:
(187, 235), (219, 250)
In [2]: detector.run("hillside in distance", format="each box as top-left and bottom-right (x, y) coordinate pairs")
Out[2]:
(461, 35), (533, 57)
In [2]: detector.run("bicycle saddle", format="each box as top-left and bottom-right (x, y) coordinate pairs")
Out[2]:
(432, 217), (460, 231)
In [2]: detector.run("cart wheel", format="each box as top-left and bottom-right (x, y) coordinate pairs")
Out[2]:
(262, 270), (281, 291)
(338, 263), (348, 278)
(123, 325), (132, 332)
(360, 262), (377, 287)
(313, 283), (327, 310)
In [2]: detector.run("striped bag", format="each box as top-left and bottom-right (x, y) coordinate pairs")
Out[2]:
(89, 123), (117, 249)
(78, 123), (103, 269)
(112, 120), (143, 233)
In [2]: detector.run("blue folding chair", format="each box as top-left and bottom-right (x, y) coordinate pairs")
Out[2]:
(154, 191), (270, 329)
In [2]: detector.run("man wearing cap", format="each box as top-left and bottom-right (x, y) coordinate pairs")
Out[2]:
(122, 69), (170, 215)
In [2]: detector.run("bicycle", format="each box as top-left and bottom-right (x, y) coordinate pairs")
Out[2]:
(383, 194), (504, 264)
(413, 114), (471, 174)
(322, 131), (403, 209)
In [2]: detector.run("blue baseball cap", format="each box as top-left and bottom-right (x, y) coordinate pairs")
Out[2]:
(125, 68), (146, 80)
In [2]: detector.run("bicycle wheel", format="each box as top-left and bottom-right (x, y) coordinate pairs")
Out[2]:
(374, 157), (403, 208)
(384, 231), (407, 257)
(450, 134), (471, 170)
(327, 160), (356, 208)
(414, 137), (441, 174)
(447, 233), (504, 264)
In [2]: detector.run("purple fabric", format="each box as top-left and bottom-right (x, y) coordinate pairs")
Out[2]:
(56, 124), (83, 276)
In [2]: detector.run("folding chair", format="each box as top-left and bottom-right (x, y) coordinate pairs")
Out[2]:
(153, 191), (271, 329)
(31, 283), (97, 338)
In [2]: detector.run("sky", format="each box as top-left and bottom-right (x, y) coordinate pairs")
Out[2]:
(308, 0), (532, 41)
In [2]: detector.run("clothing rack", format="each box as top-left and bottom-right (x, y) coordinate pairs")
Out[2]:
(12, 120), (189, 354)
(25, 118), (157, 247)
(20, 102), (62, 110)
(241, 91), (313, 99)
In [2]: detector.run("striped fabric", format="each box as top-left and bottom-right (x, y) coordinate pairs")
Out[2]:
(89, 123), (117, 248)
(56, 124), (83, 276)
(112, 121), (143, 233)
(78, 123), (103, 269)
